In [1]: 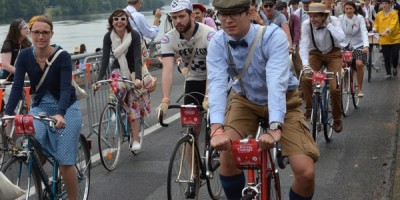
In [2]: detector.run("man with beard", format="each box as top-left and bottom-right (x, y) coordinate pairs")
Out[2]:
(158, 0), (216, 136)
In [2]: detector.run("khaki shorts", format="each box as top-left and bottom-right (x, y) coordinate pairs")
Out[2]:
(224, 90), (320, 162)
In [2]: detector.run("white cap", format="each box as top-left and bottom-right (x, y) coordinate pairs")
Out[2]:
(170, 0), (193, 14)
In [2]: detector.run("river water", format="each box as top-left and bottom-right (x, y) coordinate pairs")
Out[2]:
(0, 9), (171, 56)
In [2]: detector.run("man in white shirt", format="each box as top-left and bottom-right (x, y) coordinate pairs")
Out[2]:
(125, 0), (162, 40)
(299, 3), (345, 132)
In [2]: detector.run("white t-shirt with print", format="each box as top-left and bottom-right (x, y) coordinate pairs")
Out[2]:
(161, 23), (216, 81)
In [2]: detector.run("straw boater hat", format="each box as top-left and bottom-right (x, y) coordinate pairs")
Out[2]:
(305, 3), (330, 13)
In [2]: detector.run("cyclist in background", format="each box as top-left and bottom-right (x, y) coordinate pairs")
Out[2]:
(299, 3), (345, 132)
(339, 1), (369, 97)
(158, 0), (216, 136)
(193, 3), (218, 31)
(5, 16), (81, 200)
(207, 1), (319, 199)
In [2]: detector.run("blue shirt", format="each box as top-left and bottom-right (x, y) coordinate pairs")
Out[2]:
(5, 46), (76, 116)
(207, 24), (298, 125)
(126, 5), (159, 40)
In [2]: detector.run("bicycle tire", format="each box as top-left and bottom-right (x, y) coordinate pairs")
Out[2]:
(323, 90), (333, 142)
(1, 156), (43, 199)
(131, 117), (145, 155)
(268, 171), (282, 200)
(311, 94), (320, 141)
(341, 69), (350, 116)
(367, 44), (373, 83)
(77, 134), (91, 200)
(167, 135), (200, 200)
(241, 194), (254, 200)
(350, 70), (360, 109)
(98, 104), (122, 171)
(205, 145), (222, 200)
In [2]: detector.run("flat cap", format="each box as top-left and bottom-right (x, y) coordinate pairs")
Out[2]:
(276, 1), (287, 9)
(301, 0), (311, 3)
(212, 0), (251, 10)
(263, 0), (277, 5)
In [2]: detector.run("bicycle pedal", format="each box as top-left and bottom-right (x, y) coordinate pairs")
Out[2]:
(184, 182), (196, 199)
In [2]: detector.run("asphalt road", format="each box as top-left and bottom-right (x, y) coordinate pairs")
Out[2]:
(78, 48), (400, 200)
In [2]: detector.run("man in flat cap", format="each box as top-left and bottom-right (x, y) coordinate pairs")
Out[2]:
(207, 0), (320, 199)
(299, 3), (345, 131)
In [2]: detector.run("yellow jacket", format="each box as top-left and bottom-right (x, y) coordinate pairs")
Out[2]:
(374, 10), (400, 45)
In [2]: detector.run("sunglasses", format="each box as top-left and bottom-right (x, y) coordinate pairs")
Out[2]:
(263, 4), (274, 8)
(113, 17), (127, 22)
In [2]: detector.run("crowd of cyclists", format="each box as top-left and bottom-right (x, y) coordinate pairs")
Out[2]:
(0, 0), (399, 199)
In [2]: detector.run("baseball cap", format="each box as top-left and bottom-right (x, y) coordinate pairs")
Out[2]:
(170, 0), (193, 14)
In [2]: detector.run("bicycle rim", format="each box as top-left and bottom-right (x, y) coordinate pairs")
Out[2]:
(323, 90), (334, 142)
(77, 135), (91, 200)
(98, 105), (121, 171)
(167, 135), (200, 200)
(341, 70), (351, 116)
(206, 145), (222, 199)
(311, 95), (320, 141)
(2, 157), (43, 199)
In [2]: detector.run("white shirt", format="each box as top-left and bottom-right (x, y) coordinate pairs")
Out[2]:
(363, 5), (376, 23)
(339, 14), (369, 49)
(125, 5), (159, 40)
(299, 16), (345, 66)
(294, 8), (309, 23)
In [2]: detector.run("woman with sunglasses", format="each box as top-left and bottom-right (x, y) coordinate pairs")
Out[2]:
(95, 9), (149, 152)
(1, 19), (31, 82)
(5, 15), (82, 200)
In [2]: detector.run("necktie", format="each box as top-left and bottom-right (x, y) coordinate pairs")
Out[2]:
(316, 26), (326, 30)
(228, 39), (248, 49)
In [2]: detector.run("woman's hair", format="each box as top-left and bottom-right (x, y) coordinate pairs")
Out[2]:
(344, 1), (359, 15)
(80, 44), (86, 53)
(107, 9), (133, 32)
(4, 19), (31, 48)
(29, 15), (53, 31)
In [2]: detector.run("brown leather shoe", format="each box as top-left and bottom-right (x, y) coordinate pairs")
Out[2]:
(304, 110), (311, 119)
(333, 120), (343, 133)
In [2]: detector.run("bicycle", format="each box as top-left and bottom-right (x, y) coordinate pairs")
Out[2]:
(341, 50), (360, 117)
(231, 118), (288, 200)
(301, 67), (339, 142)
(94, 78), (145, 171)
(367, 33), (380, 83)
(0, 113), (91, 200)
(158, 104), (222, 200)
(0, 80), (31, 169)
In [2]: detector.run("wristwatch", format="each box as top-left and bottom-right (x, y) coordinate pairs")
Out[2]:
(269, 122), (283, 131)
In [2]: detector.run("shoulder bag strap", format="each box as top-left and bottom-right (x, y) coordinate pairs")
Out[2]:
(36, 49), (64, 91)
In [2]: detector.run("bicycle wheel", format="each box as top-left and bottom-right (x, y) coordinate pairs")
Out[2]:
(311, 94), (320, 141)
(167, 135), (200, 200)
(341, 69), (350, 116)
(268, 171), (282, 200)
(77, 134), (91, 200)
(205, 145), (222, 200)
(350, 71), (360, 109)
(367, 44), (372, 83)
(131, 117), (145, 155)
(98, 104), (122, 171)
(2, 156), (43, 199)
(323, 90), (334, 142)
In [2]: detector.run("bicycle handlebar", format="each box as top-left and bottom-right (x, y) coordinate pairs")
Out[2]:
(158, 104), (204, 127)
(1, 112), (56, 128)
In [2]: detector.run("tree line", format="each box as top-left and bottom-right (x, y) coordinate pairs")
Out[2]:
(0, 0), (166, 20)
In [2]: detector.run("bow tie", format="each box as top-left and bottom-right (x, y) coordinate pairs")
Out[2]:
(316, 26), (326, 30)
(228, 39), (248, 49)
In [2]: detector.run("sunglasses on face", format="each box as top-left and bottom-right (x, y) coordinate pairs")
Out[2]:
(113, 17), (127, 22)
(263, 4), (274, 8)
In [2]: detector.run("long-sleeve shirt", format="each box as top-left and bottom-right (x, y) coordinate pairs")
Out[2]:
(373, 9), (400, 45)
(287, 13), (301, 46)
(294, 8), (309, 23)
(5, 46), (76, 116)
(98, 31), (142, 81)
(299, 16), (345, 66)
(339, 14), (369, 49)
(125, 5), (159, 40)
(207, 24), (299, 125)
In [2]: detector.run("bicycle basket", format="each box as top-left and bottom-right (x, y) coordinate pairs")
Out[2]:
(14, 114), (35, 135)
(180, 105), (201, 127)
(232, 139), (261, 169)
(342, 51), (352, 62)
(312, 71), (326, 87)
